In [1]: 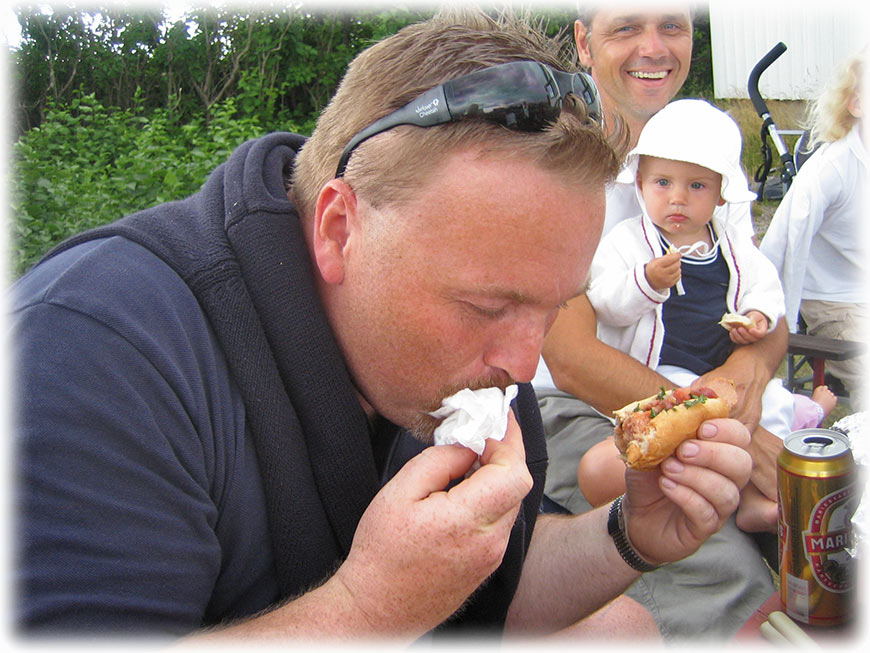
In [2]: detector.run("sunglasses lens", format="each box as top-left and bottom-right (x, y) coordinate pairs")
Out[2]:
(444, 62), (560, 130)
(336, 61), (598, 177)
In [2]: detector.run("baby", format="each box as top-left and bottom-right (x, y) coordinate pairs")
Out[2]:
(583, 99), (794, 530)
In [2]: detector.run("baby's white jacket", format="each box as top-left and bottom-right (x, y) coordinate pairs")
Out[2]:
(587, 211), (785, 368)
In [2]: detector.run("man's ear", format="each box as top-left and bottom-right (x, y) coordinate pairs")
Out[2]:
(574, 19), (593, 68)
(312, 178), (357, 285)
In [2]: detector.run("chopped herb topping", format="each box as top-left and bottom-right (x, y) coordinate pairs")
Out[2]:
(682, 394), (708, 408)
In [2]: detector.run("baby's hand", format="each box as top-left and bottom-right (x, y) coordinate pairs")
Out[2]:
(728, 310), (769, 345)
(644, 251), (682, 292)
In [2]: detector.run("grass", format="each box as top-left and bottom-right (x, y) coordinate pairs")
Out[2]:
(716, 98), (809, 182)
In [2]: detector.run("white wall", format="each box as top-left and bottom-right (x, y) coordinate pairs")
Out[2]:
(709, 0), (867, 100)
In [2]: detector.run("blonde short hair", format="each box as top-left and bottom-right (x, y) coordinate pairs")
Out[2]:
(291, 9), (622, 218)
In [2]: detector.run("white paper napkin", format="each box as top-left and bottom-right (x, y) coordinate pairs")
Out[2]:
(430, 385), (518, 455)
(832, 412), (868, 559)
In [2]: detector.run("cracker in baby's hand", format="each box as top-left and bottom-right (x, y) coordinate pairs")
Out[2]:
(718, 312), (755, 331)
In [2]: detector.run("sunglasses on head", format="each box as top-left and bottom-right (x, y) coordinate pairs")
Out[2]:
(335, 60), (602, 177)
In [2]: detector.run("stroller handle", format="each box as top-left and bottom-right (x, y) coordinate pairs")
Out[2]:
(748, 42), (787, 117)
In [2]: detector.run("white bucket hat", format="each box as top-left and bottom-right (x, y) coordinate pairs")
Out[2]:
(617, 99), (757, 204)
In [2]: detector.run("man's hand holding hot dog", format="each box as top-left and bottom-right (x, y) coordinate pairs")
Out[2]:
(506, 416), (752, 634)
(321, 408), (753, 639)
(620, 419), (752, 565)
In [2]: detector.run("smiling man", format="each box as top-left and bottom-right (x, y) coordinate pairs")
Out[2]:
(574, 5), (693, 148)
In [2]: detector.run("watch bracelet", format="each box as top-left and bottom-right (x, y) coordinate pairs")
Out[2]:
(607, 495), (661, 573)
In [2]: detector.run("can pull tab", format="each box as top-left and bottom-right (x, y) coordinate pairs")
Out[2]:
(803, 435), (835, 453)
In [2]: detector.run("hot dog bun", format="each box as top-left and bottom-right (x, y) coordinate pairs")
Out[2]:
(613, 378), (737, 470)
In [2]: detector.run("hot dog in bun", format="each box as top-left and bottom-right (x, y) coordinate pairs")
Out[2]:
(613, 378), (738, 470)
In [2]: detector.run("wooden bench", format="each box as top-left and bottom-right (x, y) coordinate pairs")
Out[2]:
(786, 332), (866, 395)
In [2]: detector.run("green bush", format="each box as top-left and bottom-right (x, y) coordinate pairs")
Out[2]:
(10, 92), (278, 277)
(10, 6), (722, 281)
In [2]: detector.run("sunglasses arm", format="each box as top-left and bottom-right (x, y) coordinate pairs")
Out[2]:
(335, 85), (452, 177)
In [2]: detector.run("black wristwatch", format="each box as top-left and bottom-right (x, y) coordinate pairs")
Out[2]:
(607, 495), (661, 573)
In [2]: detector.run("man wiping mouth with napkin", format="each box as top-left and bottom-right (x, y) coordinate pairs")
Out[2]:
(15, 8), (755, 644)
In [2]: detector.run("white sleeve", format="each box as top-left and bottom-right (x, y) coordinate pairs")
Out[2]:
(587, 227), (668, 327)
(759, 173), (825, 331)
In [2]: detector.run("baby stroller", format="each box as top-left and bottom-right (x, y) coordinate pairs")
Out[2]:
(747, 42), (819, 201)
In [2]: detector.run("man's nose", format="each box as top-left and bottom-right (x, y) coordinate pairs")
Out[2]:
(637, 26), (668, 60)
(482, 317), (546, 384)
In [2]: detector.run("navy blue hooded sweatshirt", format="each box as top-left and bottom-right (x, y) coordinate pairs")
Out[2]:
(13, 132), (548, 637)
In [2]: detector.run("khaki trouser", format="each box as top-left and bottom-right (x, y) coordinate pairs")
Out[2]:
(800, 299), (868, 411)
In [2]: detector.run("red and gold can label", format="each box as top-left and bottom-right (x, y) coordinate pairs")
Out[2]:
(778, 428), (856, 626)
(803, 486), (854, 592)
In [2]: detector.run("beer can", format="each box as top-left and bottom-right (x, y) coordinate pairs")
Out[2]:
(777, 428), (857, 626)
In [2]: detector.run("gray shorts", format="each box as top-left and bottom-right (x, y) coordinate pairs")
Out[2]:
(537, 387), (775, 641)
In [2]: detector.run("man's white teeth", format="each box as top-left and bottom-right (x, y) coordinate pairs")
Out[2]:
(630, 71), (668, 79)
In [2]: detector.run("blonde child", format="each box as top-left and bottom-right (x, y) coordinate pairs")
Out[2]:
(761, 47), (868, 411)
